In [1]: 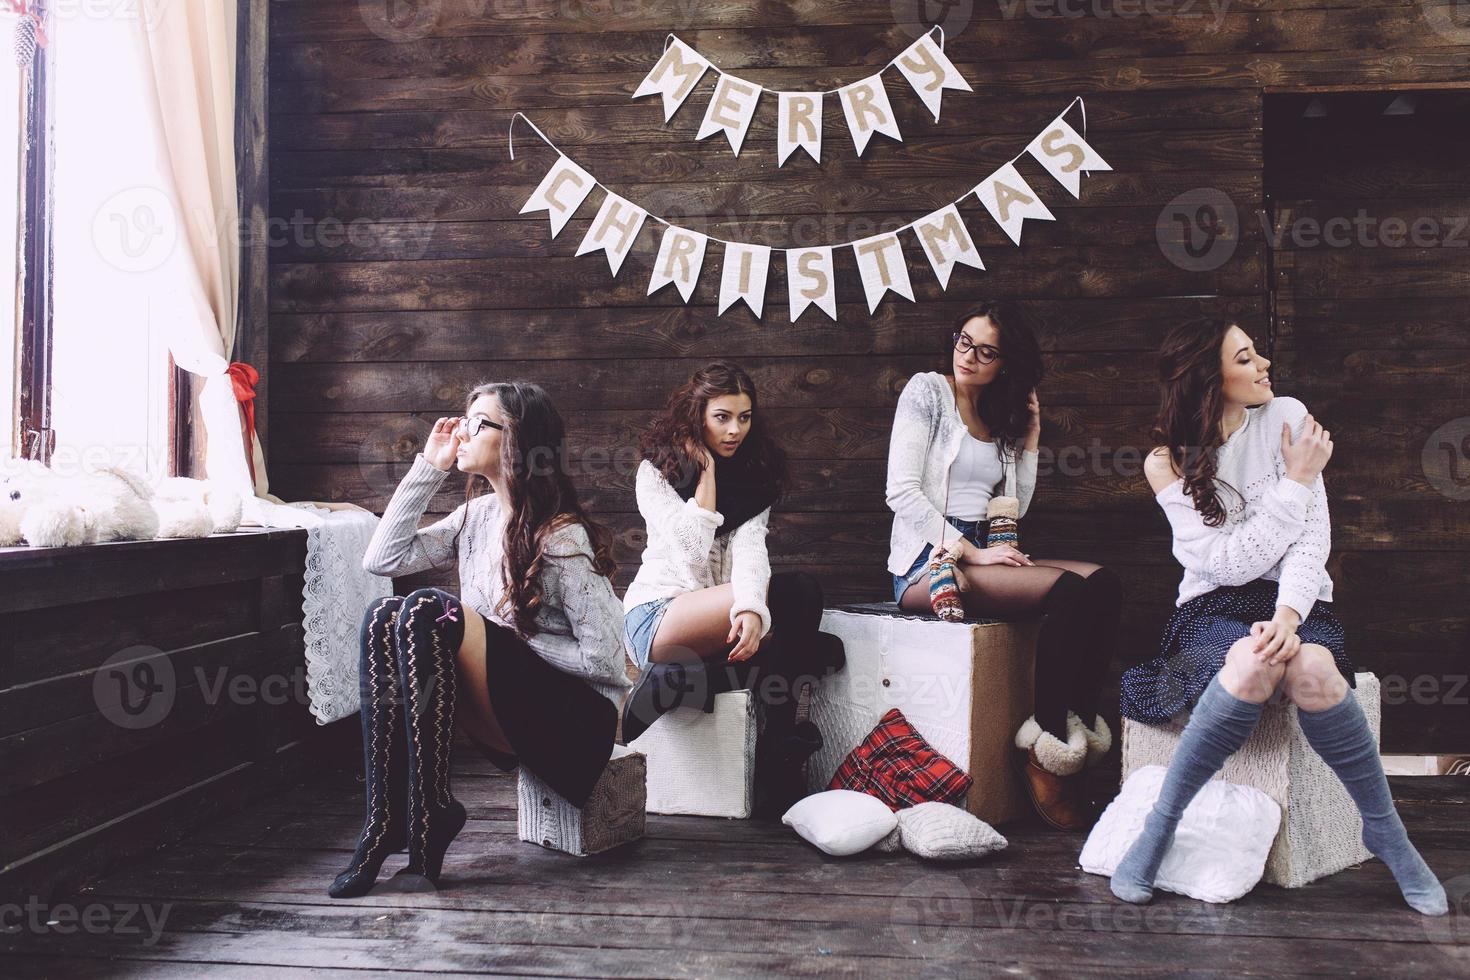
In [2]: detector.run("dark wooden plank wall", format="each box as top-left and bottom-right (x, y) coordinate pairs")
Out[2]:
(263, 0), (1470, 752)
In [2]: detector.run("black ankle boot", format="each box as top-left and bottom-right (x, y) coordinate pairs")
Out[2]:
(742, 633), (845, 820)
(385, 588), (467, 891)
(329, 596), (409, 898)
(620, 658), (738, 744)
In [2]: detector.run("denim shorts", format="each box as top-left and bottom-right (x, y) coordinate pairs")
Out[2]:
(891, 517), (990, 603)
(624, 597), (674, 671)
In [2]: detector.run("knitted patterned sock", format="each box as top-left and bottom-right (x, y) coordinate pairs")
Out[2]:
(984, 495), (1020, 549)
(1297, 695), (1447, 915)
(1110, 676), (1263, 904)
(328, 595), (408, 898)
(928, 553), (965, 622)
(386, 588), (466, 890)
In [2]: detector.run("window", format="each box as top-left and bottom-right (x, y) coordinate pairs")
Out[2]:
(7, 4), (180, 480)
(1, 11), (21, 460)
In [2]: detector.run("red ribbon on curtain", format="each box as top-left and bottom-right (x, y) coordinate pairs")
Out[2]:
(227, 361), (259, 488)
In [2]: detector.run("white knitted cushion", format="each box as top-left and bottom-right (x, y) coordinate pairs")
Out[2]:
(783, 790), (899, 856)
(896, 802), (1008, 860)
(627, 689), (757, 818)
(1080, 764), (1281, 903)
(873, 826), (904, 853)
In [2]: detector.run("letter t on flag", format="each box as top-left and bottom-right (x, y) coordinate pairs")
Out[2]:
(852, 232), (915, 313)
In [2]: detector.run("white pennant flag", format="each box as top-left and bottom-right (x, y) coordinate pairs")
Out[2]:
(893, 34), (972, 122)
(632, 38), (711, 121)
(851, 232), (915, 314)
(786, 247), (837, 322)
(574, 192), (647, 276)
(719, 242), (772, 317)
(777, 92), (822, 166)
(838, 75), (902, 156)
(913, 204), (986, 289)
(696, 74), (762, 156)
(974, 162), (1055, 246)
(647, 226), (708, 303)
(519, 156), (596, 238)
(1026, 116), (1112, 198)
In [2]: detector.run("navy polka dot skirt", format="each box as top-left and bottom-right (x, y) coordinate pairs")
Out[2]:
(1120, 578), (1355, 724)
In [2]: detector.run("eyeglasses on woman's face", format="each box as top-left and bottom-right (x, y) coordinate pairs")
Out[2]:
(953, 333), (1002, 365)
(456, 416), (504, 439)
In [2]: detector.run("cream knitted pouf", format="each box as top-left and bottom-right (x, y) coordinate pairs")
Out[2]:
(517, 744), (647, 856)
(1122, 671), (1380, 888)
(628, 689), (758, 818)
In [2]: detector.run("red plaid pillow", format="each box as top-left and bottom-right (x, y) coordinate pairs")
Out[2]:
(828, 708), (972, 811)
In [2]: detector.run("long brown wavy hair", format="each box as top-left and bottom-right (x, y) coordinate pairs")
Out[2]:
(1151, 317), (1246, 527)
(638, 360), (789, 498)
(948, 300), (1044, 458)
(457, 381), (617, 637)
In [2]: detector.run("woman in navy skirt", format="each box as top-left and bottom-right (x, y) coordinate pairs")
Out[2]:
(1111, 318), (1445, 915)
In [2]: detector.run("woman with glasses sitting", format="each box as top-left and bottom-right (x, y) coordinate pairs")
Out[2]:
(884, 301), (1121, 830)
(328, 381), (631, 897)
(620, 360), (845, 819)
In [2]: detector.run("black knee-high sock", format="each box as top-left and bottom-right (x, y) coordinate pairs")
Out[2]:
(390, 587), (466, 889)
(1034, 571), (1089, 740)
(328, 595), (408, 898)
(1068, 566), (1122, 728)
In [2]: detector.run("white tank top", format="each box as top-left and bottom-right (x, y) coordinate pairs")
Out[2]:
(945, 433), (1004, 520)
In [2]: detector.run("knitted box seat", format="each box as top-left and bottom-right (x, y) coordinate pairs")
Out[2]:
(805, 603), (1041, 826)
(517, 744), (647, 856)
(1122, 671), (1381, 888)
(627, 689), (759, 819)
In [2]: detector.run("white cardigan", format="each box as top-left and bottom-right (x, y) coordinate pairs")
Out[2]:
(623, 458), (774, 641)
(885, 371), (1038, 576)
(361, 454), (633, 706)
(1155, 395), (1333, 621)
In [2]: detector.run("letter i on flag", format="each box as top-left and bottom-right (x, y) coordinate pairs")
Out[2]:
(719, 242), (772, 317)
(632, 38), (711, 121)
(520, 156), (596, 237)
(647, 226), (708, 302)
(1026, 115), (1112, 198)
(852, 232), (915, 313)
(575, 192), (647, 276)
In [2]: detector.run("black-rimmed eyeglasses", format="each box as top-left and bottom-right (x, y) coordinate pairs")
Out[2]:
(953, 333), (1002, 364)
(456, 417), (504, 439)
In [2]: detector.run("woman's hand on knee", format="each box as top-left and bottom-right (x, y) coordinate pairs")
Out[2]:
(1249, 616), (1299, 666)
(726, 611), (763, 662)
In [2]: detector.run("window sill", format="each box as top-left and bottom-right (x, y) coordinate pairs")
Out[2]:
(0, 526), (308, 571)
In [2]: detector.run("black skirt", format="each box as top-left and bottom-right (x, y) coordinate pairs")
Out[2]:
(469, 610), (618, 809)
(1120, 579), (1354, 724)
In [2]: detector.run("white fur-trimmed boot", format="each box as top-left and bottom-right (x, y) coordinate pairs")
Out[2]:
(1071, 711), (1112, 768)
(1013, 715), (1092, 830)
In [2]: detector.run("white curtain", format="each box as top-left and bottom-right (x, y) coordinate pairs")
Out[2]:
(134, 0), (270, 501)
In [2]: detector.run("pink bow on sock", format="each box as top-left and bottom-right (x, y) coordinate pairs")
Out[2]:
(436, 601), (459, 625)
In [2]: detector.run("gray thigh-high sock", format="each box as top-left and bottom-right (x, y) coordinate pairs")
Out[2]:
(1110, 675), (1264, 904)
(1297, 695), (1447, 915)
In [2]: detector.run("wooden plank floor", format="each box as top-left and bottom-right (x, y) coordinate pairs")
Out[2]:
(3, 750), (1467, 978)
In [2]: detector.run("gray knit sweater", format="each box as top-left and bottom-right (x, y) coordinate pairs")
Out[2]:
(361, 454), (632, 706)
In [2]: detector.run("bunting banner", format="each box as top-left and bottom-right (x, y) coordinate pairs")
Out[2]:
(633, 27), (971, 163)
(508, 97), (1108, 323)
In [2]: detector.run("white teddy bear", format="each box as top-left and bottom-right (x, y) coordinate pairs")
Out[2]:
(0, 459), (244, 548)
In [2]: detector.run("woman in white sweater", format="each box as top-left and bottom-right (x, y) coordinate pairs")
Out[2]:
(886, 301), (1121, 830)
(621, 361), (844, 817)
(1111, 318), (1445, 916)
(329, 381), (631, 897)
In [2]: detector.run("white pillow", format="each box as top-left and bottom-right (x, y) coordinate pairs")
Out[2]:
(1080, 765), (1281, 903)
(782, 790), (898, 856)
(897, 802), (1007, 860)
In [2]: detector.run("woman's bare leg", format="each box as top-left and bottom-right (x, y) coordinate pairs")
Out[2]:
(647, 583), (775, 665)
(453, 609), (514, 756)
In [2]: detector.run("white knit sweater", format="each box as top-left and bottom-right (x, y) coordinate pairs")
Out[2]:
(885, 371), (1039, 576)
(622, 458), (774, 641)
(361, 454), (632, 706)
(1155, 395), (1333, 621)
